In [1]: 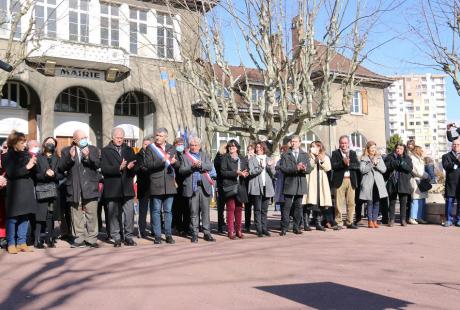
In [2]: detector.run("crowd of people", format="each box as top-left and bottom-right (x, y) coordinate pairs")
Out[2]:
(0, 126), (459, 254)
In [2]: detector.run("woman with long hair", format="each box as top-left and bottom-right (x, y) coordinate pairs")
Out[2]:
(34, 137), (62, 248)
(359, 141), (388, 228)
(302, 141), (332, 231)
(220, 140), (249, 239)
(409, 145), (429, 224)
(4, 131), (37, 254)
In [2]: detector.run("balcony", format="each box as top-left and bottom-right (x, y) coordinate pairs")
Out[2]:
(26, 39), (130, 73)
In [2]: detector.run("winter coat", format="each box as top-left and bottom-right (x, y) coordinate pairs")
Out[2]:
(144, 143), (179, 196)
(410, 154), (429, 200)
(330, 149), (360, 189)
(384, 153), (413, 195)
(35, 153), (62, 221)
(179, 151), (214, 198)
(220, 153), (249, 203)
(359, 155), (388, 201)
(100, 142), (136, 200)
(442, 151), (460, 198)
(4, 149), (37, 217)
(302, 154), (332, 207)
(59, 145), (101, 203)
(248, 156), (275, 197)
(135, 148), (150, 199)
(278, 149), (312, 196)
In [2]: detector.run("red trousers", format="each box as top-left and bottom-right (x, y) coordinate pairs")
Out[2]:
(226, 197), (243, 236)
(0, 198), (6, 238)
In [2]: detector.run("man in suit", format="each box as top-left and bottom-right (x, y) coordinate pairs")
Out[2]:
(101, 128), (137, 247)
(136, 136), (153, 238)
(144, 128), (178, 245)
(278, 135), (313, 235)
(59, 130), (100, 248)
(331, 135), (360, 229)
(179, 137), (216, 243)
(441, 138), (460, 227)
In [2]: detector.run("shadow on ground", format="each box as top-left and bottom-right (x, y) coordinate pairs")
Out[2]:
(256, 282), (414, 310)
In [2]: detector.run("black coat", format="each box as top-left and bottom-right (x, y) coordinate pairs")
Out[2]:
(144, 143), (179, 196)
(4, 149), (37, 217)
(101, 142), (136, 200)
(220, 153), (249, 203)
(278, 149), (312, 196)
(35, 153), (62, 221)
(330, 149), (360, 189)
(384, 153), (413, 195)
(135, 148), (150, 199)
(213, 152), (224, 189)
(442, 152), (460, 198)
(59, 145), (101, 203)
(0, 152), (6, 198)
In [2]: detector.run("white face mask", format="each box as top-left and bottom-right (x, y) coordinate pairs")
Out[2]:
(30, 146), (40, 155)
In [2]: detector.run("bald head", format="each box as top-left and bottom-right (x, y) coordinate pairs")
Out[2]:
(73, 130), (87, 146)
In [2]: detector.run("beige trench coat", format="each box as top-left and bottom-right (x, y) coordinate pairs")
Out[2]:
(302, 155), (333, 207)
(410, 154), (429, 200)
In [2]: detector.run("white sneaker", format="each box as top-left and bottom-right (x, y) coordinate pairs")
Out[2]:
(408, 219), (418, 225)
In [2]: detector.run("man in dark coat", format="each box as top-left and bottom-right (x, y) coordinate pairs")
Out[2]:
(144, 128), (179, 244)
(179, 137), (215, 243)
(101, 128), (137, 247)
(441, 138), (460, 227)
(331, 135), (360, 229)
(278, 135), (313, 235)
(136, 136), (152, 238)
(59, 129), (100, 248)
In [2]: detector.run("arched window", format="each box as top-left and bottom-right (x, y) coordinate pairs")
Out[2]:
(1, 81), (31, 108)
(115, 91), (154, 116)
(55, 87), (89, 113)
(350, 132), (367, 149)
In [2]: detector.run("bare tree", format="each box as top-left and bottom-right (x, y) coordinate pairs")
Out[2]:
(164, 0), (397, 152)
(411, 0), (460, 95)
(0, 0), (39, 91)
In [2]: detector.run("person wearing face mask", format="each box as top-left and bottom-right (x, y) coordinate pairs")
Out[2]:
(4, 131), (37, 254)
(34, 137), (62, 248)
(172, 137), (189, 236)
(59, 129), (101, 248)
(302, 141), (332, 231)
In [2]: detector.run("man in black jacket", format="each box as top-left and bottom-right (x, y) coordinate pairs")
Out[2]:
(278, 135), (313, 235)
(59, 130), (100, 248)
(331, 135), (360, 229)
(441, 138), (460, 227)
(136, 136), (152, 238)
(101, 128), (137, 247)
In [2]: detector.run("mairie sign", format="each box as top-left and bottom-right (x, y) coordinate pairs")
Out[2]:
(56, 67), (106, 80)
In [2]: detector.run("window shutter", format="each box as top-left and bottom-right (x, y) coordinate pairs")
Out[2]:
(361, 89), (368, 114)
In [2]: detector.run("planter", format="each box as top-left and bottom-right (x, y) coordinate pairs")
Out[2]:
(424, 185), (454, 224)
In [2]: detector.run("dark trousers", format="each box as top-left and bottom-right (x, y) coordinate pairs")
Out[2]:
(97, 200), (110, 235)
(389, 193), (409, 224)
(380, 198), (389, 224)
(138, 196), (150, 236)
(355, 199), (364, 223)
(244, 200), (253, 231)
(282, 195), (303, 232)
(173, 194), (190, 234)
(107, 198), (135, 241)
(217, 187), (226, 231)
(252, 194), (270, 234)
(303, 206), (324, 228)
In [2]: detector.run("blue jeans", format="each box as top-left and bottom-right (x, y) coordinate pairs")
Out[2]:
(410, 199), (425, 220)
(150, 195), (174, 237)
(445, 197), (460, 224)
(367, 200), (380, 221)
(7, 215), (29, 246)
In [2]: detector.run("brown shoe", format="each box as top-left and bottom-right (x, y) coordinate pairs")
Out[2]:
(368, 221), (375, 228)
(17, 244), (33, 252)
(7, 245), (18, 254)
(373, 221), (379, 228)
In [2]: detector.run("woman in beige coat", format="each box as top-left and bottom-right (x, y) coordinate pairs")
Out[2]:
(409, 146), (429, 224)
(302, 141), (332, 231)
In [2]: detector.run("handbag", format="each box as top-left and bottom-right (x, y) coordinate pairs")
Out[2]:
(386, 172), (397, 196)
(223, 184), (239, 199)
(35, 183), (57, 201)
(417, 179), (432, 192)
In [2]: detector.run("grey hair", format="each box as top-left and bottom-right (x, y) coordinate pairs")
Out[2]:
(290, 135), (301, 142)
(143, 135), (154, 142)
(112, 127), (125, 138)
(156, 127), (168, 135)
(189, 136), (201, 145)
(339, 135), (349, 143)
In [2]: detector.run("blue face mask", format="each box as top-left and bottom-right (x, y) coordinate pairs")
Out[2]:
(79, 138), (88, 148)
(176, 145), (184, 153)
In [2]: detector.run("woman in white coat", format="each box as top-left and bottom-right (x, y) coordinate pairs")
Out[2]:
(359, 141), (388, 228)
(302, 141), (332, 231)
(409, 146), (429, 224)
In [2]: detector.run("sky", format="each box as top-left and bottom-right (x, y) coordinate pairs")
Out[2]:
(210, 0), (458, 119)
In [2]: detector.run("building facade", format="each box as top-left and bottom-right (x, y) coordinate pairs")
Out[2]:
(0, 0), (201, 150)
(385, 74), (447, 159)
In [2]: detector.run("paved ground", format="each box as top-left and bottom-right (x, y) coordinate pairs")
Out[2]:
(1, 211), (460, 310)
